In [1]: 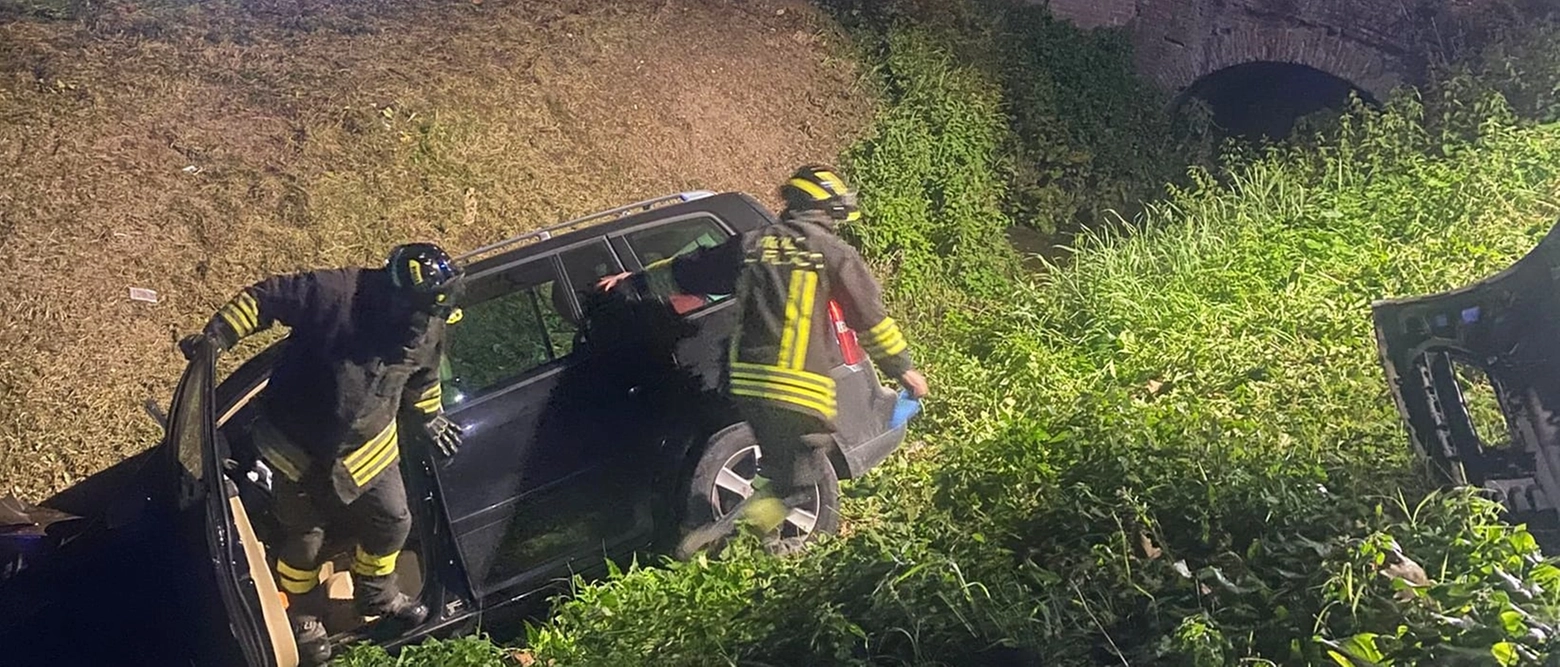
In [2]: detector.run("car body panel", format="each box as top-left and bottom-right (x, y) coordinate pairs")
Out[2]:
(1372, 220), (1560, 548)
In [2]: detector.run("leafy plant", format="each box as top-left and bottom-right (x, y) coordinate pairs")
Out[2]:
(331, 635), (510, 667)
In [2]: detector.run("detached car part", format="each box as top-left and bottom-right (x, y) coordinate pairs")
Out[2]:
(1372, 221), (1560, 549)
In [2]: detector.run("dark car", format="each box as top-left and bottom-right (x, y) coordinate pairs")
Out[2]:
(0, 191), (916, 666)
(1372, 220), (1560, 551)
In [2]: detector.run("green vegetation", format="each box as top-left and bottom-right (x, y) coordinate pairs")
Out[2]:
(1417, 3), (1560, 126)
(831, 0), (1210, 308)
(338, 3), (1560, 666)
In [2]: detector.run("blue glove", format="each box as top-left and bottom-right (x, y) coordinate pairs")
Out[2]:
(890, 389), (921, 429)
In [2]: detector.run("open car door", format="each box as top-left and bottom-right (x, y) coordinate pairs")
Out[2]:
(176, 337), (300, 667)
(1372, 221), (1560, 549)
(0, 339), (300, 665)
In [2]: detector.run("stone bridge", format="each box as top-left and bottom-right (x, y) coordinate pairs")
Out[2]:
(1039, 0), (1430, 101)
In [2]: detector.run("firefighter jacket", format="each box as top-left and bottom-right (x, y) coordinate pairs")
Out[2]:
(203, 268), (448, 501)
(638, 209), (914, 425)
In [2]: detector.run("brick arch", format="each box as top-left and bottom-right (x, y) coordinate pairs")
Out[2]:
(1041, 0), (1417, 102)
(1159, 22), (1404, 102)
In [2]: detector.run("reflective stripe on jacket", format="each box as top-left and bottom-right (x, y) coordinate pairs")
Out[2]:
(205, 267), (447, 501)
(641, 209), (914, 424)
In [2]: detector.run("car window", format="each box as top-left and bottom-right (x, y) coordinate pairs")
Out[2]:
(623, 216), (734, 313)
(173, 360), (208, 483)
(444, 258), (576, 400)
(625, 216), (731, 266)
(167, 342), (215, 512)
(557, 240), (623, 301)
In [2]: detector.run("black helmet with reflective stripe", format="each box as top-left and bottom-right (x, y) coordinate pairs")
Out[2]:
(779, 164), (861, 222)
(387, 242), (464, 315)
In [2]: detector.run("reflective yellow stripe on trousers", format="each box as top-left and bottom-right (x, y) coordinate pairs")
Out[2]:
(343, 421), (399, 488)
(276, 559), (319, 595)
(351, 545), (399, 577)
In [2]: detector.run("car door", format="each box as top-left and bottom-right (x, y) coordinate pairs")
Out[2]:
(610, 213), (743, 393)
(435, 241), (653, 601)
(178, 337), (298, 667)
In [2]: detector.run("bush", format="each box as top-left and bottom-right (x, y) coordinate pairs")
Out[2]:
(918, 86), (1560, 662)
(839, 21), (1017, 303)
(331, 635), (510, 666)
(995, 6), (1211, 236)
(1419, 11), (1560, 126)
(1468, 19), (1560, 123)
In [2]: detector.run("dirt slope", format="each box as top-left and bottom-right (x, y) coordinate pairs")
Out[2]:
(0, 0), (873, 500)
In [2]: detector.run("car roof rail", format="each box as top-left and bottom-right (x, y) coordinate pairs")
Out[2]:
(455, 190), (718, 263)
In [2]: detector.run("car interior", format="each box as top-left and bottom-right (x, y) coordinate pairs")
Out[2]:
(621, 217), (733, 313)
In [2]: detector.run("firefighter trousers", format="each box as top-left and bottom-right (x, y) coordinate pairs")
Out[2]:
(264, 429), (413, 614)
(738, 400), (834, 500)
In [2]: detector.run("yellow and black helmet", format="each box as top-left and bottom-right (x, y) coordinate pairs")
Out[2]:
(387, 242), (465, 318)
(779, 164), (861, 222)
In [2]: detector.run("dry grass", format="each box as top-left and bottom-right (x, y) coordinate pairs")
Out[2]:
(0, 0), (874, 500)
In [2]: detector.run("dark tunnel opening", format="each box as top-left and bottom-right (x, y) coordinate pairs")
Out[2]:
(1180, 61), (1378, 142)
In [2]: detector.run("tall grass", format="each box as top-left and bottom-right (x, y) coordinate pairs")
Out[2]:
(919, 89), (1560, 663)
(512, 55), (1560, 667)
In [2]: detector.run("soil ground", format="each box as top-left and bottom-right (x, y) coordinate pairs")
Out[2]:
(0, 0), (874, 501)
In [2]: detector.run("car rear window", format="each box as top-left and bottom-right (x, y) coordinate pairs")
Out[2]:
(623, 216), (734, 312)
(557, 239), (623, 302)
(624, 216), (731, 266)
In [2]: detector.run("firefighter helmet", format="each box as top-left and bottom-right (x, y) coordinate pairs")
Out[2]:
(387, 242), (464, 314)
(779, 164), (861, 222)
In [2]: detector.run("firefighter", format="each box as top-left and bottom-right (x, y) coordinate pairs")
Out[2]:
(598, 165), (929, 557)
(179, 243), (466, 666)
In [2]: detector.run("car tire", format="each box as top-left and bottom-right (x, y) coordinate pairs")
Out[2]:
(678, 422), (840, 558)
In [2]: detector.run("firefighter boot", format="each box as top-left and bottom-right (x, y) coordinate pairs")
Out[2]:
(675, 481), (813, 559)
(675, 484), (777, 559)
(286, 588), (332, 666)
(356, 581), (429, 628)
(754, 488), (817, 557)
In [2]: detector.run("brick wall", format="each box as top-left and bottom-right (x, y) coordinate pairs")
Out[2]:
(1031, 0), (1511, 98)
(1043, 0), (1137, 29)
(1031, 0), (1497, 98)
(1134, 0), (1418, 96)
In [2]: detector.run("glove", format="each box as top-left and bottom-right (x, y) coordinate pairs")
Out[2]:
(423, 414), (464, 458)
(178, 333), (210, 361)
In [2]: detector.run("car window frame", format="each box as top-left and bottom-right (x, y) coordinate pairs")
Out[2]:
(444, 252), (579, 410)
(611, 212), (739, 318)
(554, 237), (626, 314)
(167, 340), (276, 667)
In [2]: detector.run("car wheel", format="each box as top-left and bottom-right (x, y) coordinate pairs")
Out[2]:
(680, 423), (840, 555)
